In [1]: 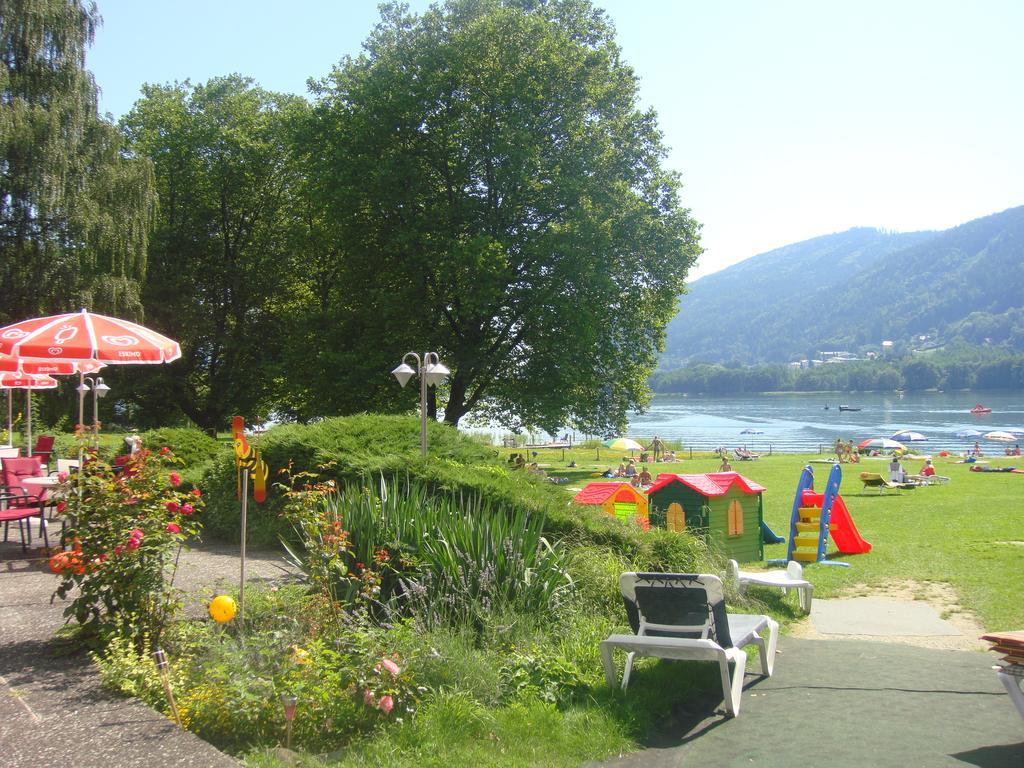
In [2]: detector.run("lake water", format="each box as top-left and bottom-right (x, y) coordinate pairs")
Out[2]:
(624, 391), (1024, 454)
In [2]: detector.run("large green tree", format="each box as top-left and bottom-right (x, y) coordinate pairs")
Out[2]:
(0, 0), (155, 322)
(120, 77), (306, 430)
(304, 0), (700, 434)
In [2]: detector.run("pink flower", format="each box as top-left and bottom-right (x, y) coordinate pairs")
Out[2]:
(159, 446), (171, 456)
(166, 523), (181, 534)
(375, 658), (401, 677)
(130, 528), (144, 540)
(126, 537), (141, 551)
(363, 689), (376, 707)
(181, 503), (194, 515)
(378, 695), (394, 714)
(168, 472), (181, 487)
(57, 471), (69, 483)
(192, 488), (202, 497)
(165, 501), (180, 513)
(114, 545), (124, 556)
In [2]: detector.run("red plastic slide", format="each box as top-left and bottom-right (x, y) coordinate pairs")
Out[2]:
(801, 490), (872, 554)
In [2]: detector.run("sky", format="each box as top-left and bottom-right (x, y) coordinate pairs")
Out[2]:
(87, 0), (1024, 280)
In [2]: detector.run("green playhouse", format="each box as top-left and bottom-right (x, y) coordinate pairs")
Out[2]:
(646, 471), (765, 562)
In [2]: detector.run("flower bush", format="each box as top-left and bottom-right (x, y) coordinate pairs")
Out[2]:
(53, 446), (204, 648)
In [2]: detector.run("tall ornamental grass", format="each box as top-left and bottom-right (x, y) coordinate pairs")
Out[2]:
(285, 477), (573, 629)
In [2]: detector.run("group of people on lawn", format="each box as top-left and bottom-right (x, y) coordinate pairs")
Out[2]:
(832, 438), (862, 463)
(601, 459), (653, 487)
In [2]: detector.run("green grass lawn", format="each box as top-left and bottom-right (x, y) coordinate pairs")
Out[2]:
(517, 444), (1024, 632)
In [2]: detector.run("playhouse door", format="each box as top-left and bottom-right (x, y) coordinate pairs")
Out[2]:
(667, 502), (686, 532)
(613, 502), (637, 525)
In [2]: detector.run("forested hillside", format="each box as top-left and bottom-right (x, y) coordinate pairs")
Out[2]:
(662, 206), (1024, 365)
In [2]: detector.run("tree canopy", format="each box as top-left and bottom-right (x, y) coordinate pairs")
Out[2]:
(301, 0), (701, 434)
(119, 76), (307, 430)
(0, 0), (155, 323)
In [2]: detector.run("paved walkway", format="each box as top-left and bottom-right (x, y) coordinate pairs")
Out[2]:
(0, 540), (298, 768)
(2, 539), (1022, 767)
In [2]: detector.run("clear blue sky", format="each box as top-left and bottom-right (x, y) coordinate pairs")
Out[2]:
(88, 0), (1024, 280)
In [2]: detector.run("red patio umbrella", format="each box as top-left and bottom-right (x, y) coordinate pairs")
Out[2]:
(0, 309), (180, 364)
(0, 373), (58, 454)
(0, 310), (181, 446)
(0, 356), (104, 375)
(0, 355), (106, 438)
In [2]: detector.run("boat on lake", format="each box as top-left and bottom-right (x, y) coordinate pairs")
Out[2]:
(838, 405), (861, 412)
(970, 404), (992, 414)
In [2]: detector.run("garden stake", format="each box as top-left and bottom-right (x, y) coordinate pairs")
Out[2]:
(239, 469), (247, 629)
(152, 649), (182, 727)
(281, 693), (298, 749)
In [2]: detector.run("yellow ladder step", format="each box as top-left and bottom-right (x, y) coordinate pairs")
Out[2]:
(792, 550), (818, 562)
(795, 521), (819, 532)
(794, 536), (821, 548)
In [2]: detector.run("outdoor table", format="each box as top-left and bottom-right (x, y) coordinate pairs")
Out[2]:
(19, 475), (68, 540)
(995, 663), (1024, 720)
(21, 475), (61, 492)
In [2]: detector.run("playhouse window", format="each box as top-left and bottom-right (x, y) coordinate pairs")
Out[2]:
(667, 502), (685, 532)
(727, 500), (744, 536)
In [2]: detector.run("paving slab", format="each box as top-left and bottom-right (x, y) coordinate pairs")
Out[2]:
(813, 597), (963, 636)
(594, 637), (1024, 768)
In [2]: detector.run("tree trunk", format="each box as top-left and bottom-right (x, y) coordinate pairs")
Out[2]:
(443, 373), (468, 427)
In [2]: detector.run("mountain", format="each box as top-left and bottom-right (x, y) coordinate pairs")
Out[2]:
(661, 206), (1024, 366)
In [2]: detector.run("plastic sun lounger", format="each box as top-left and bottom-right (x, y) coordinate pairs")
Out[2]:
(727, 559), (813, 613)
(600, 572), (778, 717)
(858, 472), (901, 494)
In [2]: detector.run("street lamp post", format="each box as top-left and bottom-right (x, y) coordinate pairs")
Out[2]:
(391, 352), (449, 457)
(77, 375), (110, 448)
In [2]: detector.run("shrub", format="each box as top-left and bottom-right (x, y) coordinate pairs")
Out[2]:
(54, 447), (205, 647)
(140, 426), (225, 468)
(199, 414), (712, 579)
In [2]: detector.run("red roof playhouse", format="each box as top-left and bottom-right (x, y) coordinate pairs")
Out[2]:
(646, 472), (766, 562)
(573, 482), (649, 530)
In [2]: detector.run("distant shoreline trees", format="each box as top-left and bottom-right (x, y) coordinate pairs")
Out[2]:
(650, 349), (1024, 394)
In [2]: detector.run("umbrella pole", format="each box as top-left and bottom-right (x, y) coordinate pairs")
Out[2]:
(6, 389), (11, 445)
(26, 390), (32, 456)
(77, 371), (86, 467)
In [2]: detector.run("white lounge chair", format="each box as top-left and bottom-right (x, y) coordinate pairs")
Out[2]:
(727, 559), (813, 613)
(600, 572), (778, 717)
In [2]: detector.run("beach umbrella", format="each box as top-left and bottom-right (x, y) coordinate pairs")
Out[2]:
(891, 430), (928, 442)
(740, 427), (764, 434)
(983, 431), (1016, 442)
(0, 309), (180, 364)
(857, 437), (905, 451)
(0, 309), (181, 444)
(0, 373), (58, 453)
(603, 437), (645, 453)
(956, 429), (983, 439)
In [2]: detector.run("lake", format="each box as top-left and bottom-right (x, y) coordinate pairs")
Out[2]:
(623, 391), (1024, 454)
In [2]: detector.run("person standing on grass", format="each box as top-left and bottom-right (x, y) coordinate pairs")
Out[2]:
(648, 435), (665, 462)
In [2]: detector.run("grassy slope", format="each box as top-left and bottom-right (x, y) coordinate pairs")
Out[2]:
(525, 445), (1023, 631)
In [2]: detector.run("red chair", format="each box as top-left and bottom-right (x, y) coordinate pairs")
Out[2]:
(0, 457), (50, 552)
(31, 435), (55, 471)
